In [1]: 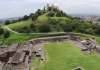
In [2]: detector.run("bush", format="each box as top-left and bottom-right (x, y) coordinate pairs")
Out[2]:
(36, 24), (51, 32)
(3, 30), (10, 39)
(5, 20), (11, 25)
(0, 28), (4, 35)
(22, 15), (29, 20)
(47, 11), (55, 17)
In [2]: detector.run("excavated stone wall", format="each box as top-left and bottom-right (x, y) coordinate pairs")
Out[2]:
(0, 34), (81, 70)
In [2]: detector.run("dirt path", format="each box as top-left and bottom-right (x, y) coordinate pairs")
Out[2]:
(3, 26), (19, 34)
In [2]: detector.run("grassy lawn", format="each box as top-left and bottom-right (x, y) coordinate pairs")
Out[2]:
(96, 36), (100, 44)
(34, 41), (100, 70)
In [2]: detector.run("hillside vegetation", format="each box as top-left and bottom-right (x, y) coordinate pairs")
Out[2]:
(4, 5), (100, 35)
(0, 4), (100, 45)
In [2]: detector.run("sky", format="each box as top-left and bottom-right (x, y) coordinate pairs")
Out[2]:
(0, 0), (100, 19)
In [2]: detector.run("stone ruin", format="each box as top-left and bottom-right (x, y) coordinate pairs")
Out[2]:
(0, 34), (82, 70)
(0, 43), (32, 70)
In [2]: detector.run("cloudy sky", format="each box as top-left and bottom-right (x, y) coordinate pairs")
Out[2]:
(0, 0), (100, 19)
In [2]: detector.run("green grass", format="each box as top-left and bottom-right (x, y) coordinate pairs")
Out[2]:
(37, 15), (70, 23)
(0, 33), (44, 45)
(1, 32), (68, 45)
(50, 17), (70, 21)
(37, 15), (49, 23)
(96, 36), (100, 44)
(7, 19), (32, 30)
(33, 41), (100, 70)
(2, 33), (50, 45)
(0, 33), (31, 45)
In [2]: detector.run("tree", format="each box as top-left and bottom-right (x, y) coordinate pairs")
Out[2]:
(11, 20), (18, 23)
(22, 15), (29, 20)
(0, 28), (4, 35)
(62, 24), (73, 32)
(37, 24), (51, 32)
(43, 6), (46, 13)
(30, 23), (36, 32)
(32, 14), (38, 21)
(47, 11), (55, 17)
(5, 20), (11, 25)
(1, 30), (10, 44)
(47, 6), (52, 11)
(56, 11), (62, 17)
(29, 13), (34, 18)
(36, 9), (42, 16)
(94, 24), (100, 35)
(3, 31), (10, 39)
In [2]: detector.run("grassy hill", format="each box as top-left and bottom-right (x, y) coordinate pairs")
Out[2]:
(1, 5), (100, 45)
(6, 15), (72, 33)
(4, 5), (98, 36)
(5, 5), (75, 33)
